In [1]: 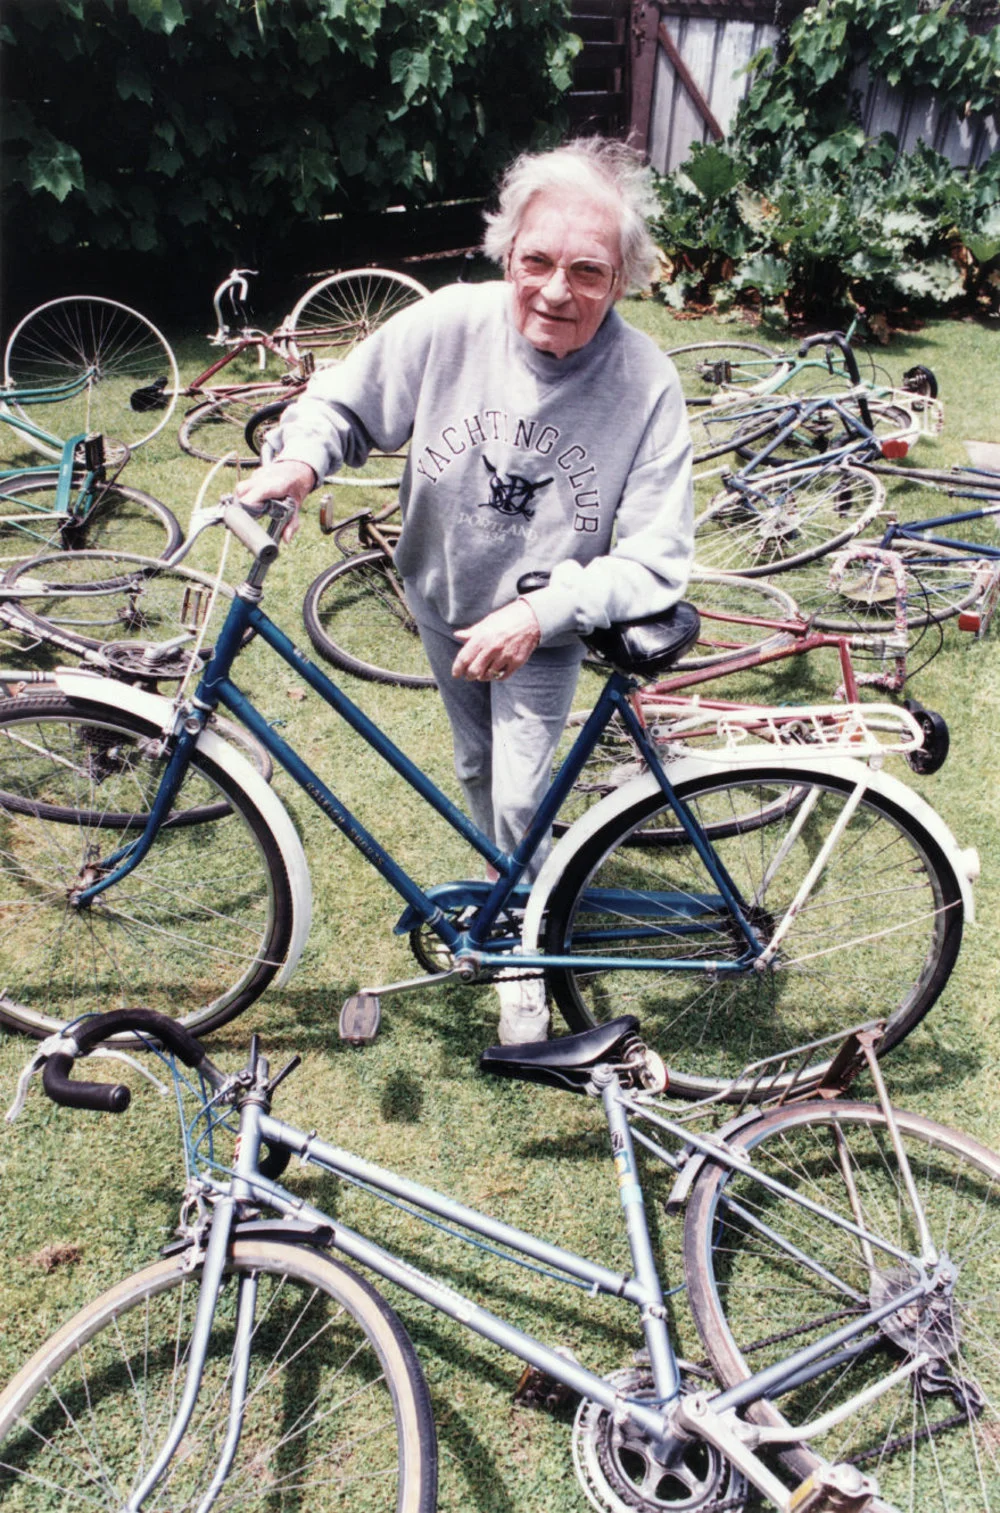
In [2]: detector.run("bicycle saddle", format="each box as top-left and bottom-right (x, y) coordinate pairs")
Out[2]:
(516, 572), (701, 678)
(480, 1014), (641, 1093)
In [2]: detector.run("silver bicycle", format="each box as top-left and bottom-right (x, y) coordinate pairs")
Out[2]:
(2, 1009), (999, 1511)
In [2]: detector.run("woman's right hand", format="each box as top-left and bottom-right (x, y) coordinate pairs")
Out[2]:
(235, 459), (317, 540)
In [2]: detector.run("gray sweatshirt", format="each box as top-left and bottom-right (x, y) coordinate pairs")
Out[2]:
(272, 281), (694, 644)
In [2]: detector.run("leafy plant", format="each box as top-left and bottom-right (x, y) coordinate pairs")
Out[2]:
(1, 0), (579, 277)
(652, 0), (1000, 323)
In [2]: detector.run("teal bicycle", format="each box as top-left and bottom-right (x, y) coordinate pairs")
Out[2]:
(0, 296), (182, 563)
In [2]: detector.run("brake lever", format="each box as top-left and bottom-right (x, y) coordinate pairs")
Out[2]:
(162, 500), (230, 569)
(5, 1034), (170, 1123)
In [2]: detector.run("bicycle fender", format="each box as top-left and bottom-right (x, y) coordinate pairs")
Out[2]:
(51, 671), (312, 985)
(522, 751), (976, 954)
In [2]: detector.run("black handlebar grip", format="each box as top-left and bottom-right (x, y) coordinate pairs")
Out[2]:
(70, 1009), (209, 1067)
(797, 330), (863, 388)
(42, 1053), (131, 1114)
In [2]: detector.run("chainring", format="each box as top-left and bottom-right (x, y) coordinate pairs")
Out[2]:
(408, 905), (525, 975)
(572, 1366), (749, 1513)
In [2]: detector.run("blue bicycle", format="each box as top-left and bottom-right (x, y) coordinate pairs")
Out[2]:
(0, 498), (975, 1100)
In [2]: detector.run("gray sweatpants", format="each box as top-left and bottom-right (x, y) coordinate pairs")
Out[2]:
(419, 623), (586, 883)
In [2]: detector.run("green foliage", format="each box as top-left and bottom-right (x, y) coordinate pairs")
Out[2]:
(654, 142), (1000, 322)
(652, 0), (1000, 323)
(1, 0), (579, 267)
(740, 0), (1000, 167)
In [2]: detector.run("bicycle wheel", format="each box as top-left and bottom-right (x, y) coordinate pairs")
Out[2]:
(3, 296), (178, 459)
(788, 540), (983, 633)
(684, 1100), (1000, 1511)
(0, 1238), (437, 1512)
(303, 549), (435, 689)
(1, 549), (236, 666)
(246, 398), (410, 489)
(693, 463), (884, 577)
(731, 397), (917, 467)
(178, 388), (301, 467)
(542, 766), (964, 1099)
(666, 341), (788, 407)
(0, 694), (292, 1038)
(679, 571), (802, 669)
(0, 471), (182, 560)
(285, 268), (430, 364)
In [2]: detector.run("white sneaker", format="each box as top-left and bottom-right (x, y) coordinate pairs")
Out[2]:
(495, 974), (550, 1045)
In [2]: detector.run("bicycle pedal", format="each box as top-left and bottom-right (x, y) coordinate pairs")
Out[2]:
(789, 1463), (878, 1512)
(513, 1352), (579, 1413)
(338, 992), (382, 1045)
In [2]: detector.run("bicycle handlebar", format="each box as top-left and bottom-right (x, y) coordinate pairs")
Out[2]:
(221, 500), (281, 563)
(163, 495), (294, 573)
(40, 1009), (221, 1115)
(796, 331), (873, 431)
(797, 330), (863, 388)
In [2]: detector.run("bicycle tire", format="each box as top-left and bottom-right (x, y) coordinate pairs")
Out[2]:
(244, 395), (289, 458)
(0, 471), (182, 560)
(693, 462), (885, 577)
(285, 267), (430, 364)
(2, 296), (179, 459)
(178, 388), (301, 467)
(789, 539), (983, 633)
(0, 548), (237, 664)
(542, 765), (963, 1100)
(678, 571), (802, 670)
(0, 693), (292, 1039)
(683, 1100), (1000, 1511)
(0, 687), (271, 827)
(0, 1238), (437, 1513)
(666, 341), (788, 407)
(303, 549), (435, 689)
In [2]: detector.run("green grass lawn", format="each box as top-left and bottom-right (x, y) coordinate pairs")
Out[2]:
(0, 293), (999, 1510)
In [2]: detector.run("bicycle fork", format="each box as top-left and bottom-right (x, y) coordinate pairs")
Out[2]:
(125, 1064), (270, 1511)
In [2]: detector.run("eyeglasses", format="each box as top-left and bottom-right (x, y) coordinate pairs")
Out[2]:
(510, 250), (619, 300)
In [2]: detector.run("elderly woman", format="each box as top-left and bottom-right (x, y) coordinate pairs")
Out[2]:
(237, 135), (694, 1043)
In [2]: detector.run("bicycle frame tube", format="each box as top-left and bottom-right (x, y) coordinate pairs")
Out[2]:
(185, 334), (298, 395)
(1, 372), (101, 458)
(737, 398), (880, 488)
(882, 508), (1000, 560)
(247, 1098), (686, 1443)
(0, 433), (96, 550)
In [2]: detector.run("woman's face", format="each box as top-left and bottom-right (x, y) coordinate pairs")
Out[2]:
(507, 189), (623, 359)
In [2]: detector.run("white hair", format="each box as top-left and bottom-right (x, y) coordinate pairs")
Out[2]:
(482, 137), (660, 293)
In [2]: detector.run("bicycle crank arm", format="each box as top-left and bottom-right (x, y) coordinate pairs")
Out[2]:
(672, 1393), (878, 1511)
(340, 966), (471, 1044)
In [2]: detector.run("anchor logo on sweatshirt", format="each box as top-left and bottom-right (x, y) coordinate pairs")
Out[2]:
(479, 456), (553, 521)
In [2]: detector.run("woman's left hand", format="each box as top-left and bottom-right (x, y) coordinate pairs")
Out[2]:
(452, 600), (541, 682)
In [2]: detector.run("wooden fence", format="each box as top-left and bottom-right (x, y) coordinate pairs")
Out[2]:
(621, 0), (998, 174)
